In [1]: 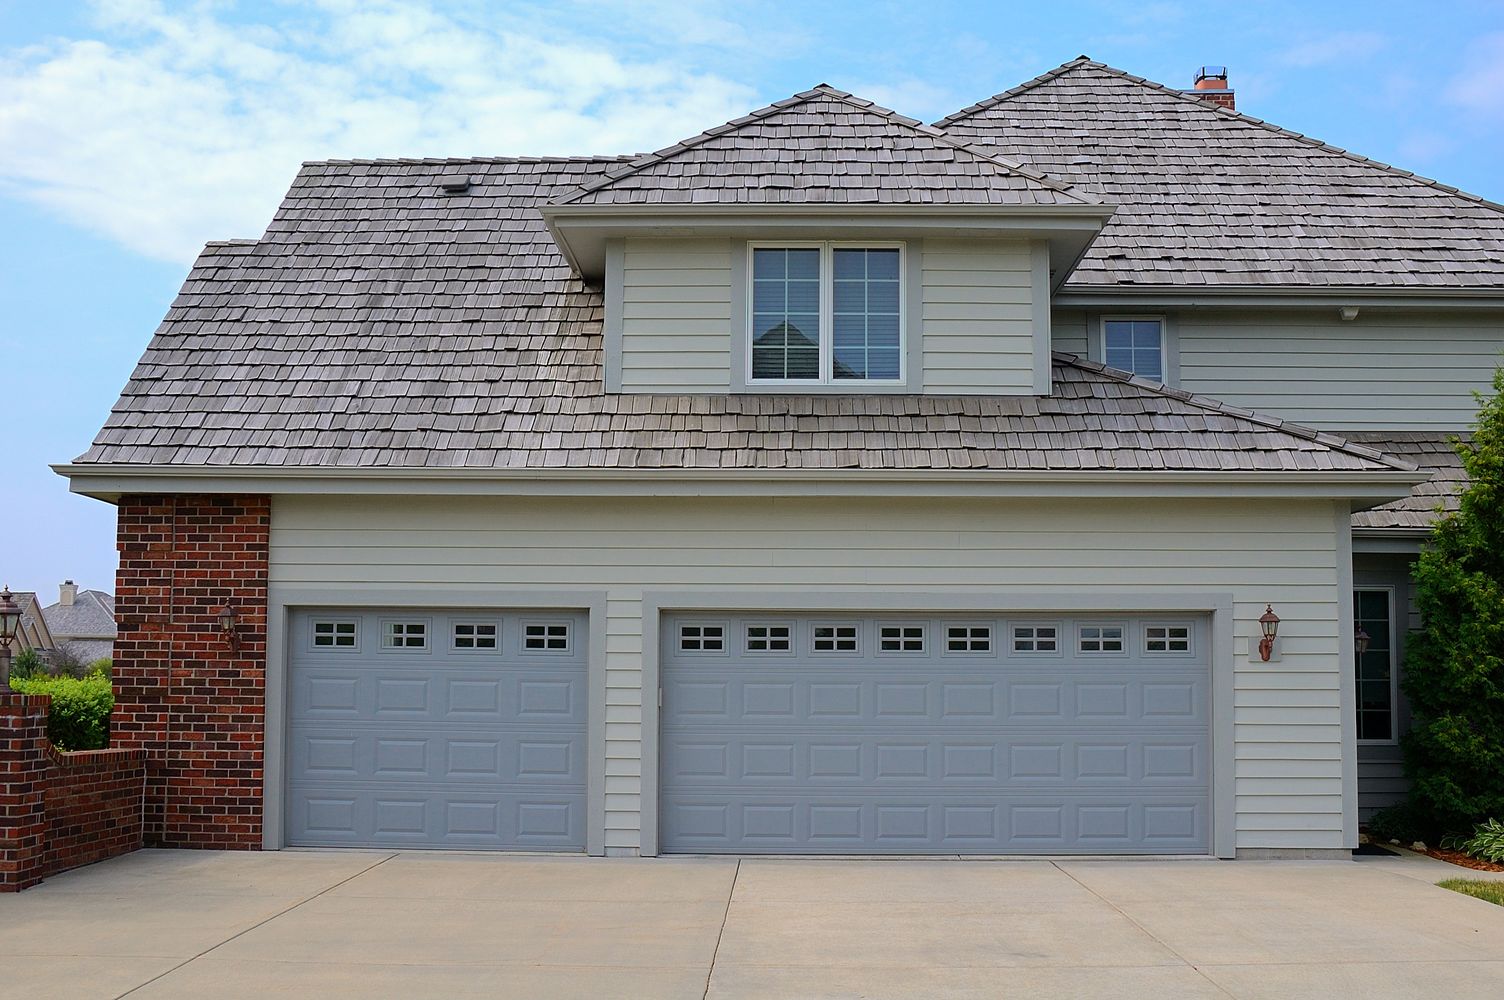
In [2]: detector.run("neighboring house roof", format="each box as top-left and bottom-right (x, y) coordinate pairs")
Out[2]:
(1346, 432), (1467, 529)
(71, 157), (1410, 476)
(554, 85), (1094, 208)
(56, 639), (113, 664)
(13, 592), (55, 653)
(42, 589), (117, 641)
(939, 57), (1504, 291)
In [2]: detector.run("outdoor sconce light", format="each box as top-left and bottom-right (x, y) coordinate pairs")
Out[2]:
(216, 605), (241, 651)
(1258, 605), (1280, 662)
(1355, 626), (1371, 658)
(0, 586), (21, 693)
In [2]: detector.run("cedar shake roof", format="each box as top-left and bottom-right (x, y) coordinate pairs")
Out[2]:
(74, 157), (1408, 475)
(939, 57), (1504, 290)
(554, 85), (1095, 208)
(1347, 432), (1467, 529)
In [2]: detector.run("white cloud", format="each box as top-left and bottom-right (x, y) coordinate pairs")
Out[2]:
(0, 0), (758, 263)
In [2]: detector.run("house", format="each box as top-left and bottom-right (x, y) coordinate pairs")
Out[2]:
(10, 591), (55, 659)
(56, 58), (1501, 859)
(40, 581), (117, 666)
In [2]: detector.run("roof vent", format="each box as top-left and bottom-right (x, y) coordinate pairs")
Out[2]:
(439, 175), (473, 194)
(1185, 66), (1235, 111)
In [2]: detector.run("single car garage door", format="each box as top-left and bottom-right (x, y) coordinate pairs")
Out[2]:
(660, 613), (1210, 854)
(287, 609), (587, 850)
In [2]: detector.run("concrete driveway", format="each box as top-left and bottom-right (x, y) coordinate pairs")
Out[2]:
(3, 850), (1502, 999)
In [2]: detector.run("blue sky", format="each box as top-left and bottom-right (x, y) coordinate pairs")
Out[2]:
(3, 0), (1504, 598)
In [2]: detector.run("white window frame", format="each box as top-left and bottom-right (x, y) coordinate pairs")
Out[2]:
(943, 622), (994, 655)
(310, 618), (360, 652)
(1355, 586), (1399, 746)
(450, 619), (501, 653)
(522, 619), (573, 655)
(810, 622), (861, 655)
(379, 617), (431, 653)
(1077, 623), (1128, 655)
(1099, 315), (1167, 381)
(678, 621), (730, 655)
(744, 621), (795, 656)
(1010, 622), (1064, 657)
(746, 241), (906, 387)
(1143, 622), (1195, 657)
(876, 622), (928, 655)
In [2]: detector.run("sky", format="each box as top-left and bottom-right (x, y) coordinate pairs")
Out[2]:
(3, 0), (1504, 599)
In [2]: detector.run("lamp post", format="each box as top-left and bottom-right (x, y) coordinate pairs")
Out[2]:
(0, 587), (23, 694)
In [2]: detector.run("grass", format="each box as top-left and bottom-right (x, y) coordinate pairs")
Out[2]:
(1438, 879), (1504, 906)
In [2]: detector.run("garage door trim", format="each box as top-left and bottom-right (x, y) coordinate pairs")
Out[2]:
(262, 587), (609, 854)
(641, 590), (1235, 859)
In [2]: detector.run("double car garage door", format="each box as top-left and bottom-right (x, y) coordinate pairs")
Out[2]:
(286, 608), (1209, 855)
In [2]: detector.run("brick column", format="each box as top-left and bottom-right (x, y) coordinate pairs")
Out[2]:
(115, 495), (270, 849)
(0, 695), (52, 891)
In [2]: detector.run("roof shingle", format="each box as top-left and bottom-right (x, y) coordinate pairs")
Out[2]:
(939, 58), (1504, 290)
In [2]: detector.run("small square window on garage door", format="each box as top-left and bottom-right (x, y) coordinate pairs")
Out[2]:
(311, 619), (359, 650)
(1144, 623), (1193, 655)
(1078, 624), (1126, 654)
(381, 619), (429, 650)
(812, 623), (860, 653)
(877, 624), (926, 653)
(745, 623), (794, 654)
(452, 621), (499, 651)
(679, 623), (728, 653)
(523, 621), (572, 653)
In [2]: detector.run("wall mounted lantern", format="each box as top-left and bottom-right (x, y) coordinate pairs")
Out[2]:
(1258, 605), (1280, 662)
(216, 605), (241, 651)
(0, 586), (21, 693)
(1355, 626), (1371, 658)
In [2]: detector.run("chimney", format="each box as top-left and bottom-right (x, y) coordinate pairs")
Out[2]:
(1186, 66), (1235, 111)
(59, 580), (77, 606)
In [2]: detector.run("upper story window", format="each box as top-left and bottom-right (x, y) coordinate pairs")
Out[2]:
(750, 244), (903, 384)
(1103, 317), (1165, 380)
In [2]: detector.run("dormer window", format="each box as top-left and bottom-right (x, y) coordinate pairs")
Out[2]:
(1102, 317), (1165, 381)
(750, 243), (904, 384)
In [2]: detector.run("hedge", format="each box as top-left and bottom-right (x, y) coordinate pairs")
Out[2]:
(9, 674), (113, 751)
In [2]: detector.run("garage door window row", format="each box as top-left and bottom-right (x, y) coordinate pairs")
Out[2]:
(308, 617), (573, 655)
(677, 620), (1196, 658)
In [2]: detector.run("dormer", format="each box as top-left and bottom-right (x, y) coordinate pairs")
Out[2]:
(541, 86), (1114, 395)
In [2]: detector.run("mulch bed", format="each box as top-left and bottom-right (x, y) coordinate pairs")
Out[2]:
(1423, 847), (1504, 872)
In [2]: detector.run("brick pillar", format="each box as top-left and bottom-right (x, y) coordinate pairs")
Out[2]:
(115, 495), (270, 849)
(0, 695), (52, 891)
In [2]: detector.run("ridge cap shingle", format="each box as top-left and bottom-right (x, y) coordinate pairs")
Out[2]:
(551, 83), (1097, 206)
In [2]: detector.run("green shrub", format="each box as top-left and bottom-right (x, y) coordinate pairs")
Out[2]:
(1399, 365), (1504, 834)
(9, 674), (113, 751)
(10, 648), (44, 681)
(1368, 802), (1432, 843)
(1442, 818), (1504, 864)
(88, 658), (112, 678)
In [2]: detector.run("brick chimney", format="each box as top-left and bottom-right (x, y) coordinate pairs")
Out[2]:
(1186, 66), (1235, 111)
(59, 580), (77, 606)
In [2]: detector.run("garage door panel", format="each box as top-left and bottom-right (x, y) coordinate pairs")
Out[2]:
(661, 614), (1210, 855)
(287, 609), (587, 851)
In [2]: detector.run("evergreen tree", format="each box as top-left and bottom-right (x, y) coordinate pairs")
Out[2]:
(1402, 366), (1504, 834)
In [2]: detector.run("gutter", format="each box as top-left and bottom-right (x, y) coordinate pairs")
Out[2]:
(1054, 287), (1504, 309)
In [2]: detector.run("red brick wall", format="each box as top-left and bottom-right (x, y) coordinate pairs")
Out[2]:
(45, 748), (147, 877)
(0, 696), (51, 891)
(115, 494), (270, 849)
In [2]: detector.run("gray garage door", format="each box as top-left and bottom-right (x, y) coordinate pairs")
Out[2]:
(660, 614), (1210, 854)
(287, 609), (587, 850)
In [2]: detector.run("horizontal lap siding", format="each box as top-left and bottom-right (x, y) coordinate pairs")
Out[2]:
(922, 239), (1036, 393)
(270, 495), (1346, 852)
(1177, 311), (1504, 430)
(620, 238), (732, 392)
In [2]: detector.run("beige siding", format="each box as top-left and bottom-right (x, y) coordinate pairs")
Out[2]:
(1051, 307), (1091, 357)
(271, 494), (1349, 854)
(620, 237), (732, 392)
(1177, 310), (1504, 430)
(922, 238), (1036, 392)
